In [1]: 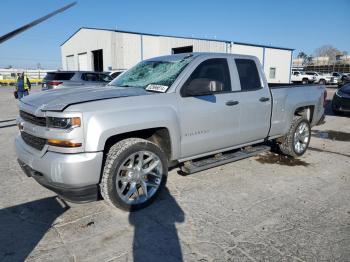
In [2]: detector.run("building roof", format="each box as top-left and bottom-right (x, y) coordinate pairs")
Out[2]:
(61, 27), (294, 51)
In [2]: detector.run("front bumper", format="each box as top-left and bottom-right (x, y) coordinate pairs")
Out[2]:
(15, 134), (103, 203)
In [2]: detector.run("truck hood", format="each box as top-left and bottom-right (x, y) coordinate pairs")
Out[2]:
(21, 86), (150, 112)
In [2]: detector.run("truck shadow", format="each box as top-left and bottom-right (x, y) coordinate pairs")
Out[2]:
(0, 197), (69, 261)
(129, 187), (185, 262)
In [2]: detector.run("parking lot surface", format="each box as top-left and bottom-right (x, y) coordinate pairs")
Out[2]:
(0, 86), (349, 262)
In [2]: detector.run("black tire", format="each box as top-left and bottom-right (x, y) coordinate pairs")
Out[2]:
(277, 116), (311, 158)
(302, 78), (309, 85)
(332, 102), (343, 115)
(333, 110), (343, 115)
(319, 79), (326, 85)
(100, 138), (168, 211)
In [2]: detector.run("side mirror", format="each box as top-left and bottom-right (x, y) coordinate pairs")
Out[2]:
(183, 78), (223, 97)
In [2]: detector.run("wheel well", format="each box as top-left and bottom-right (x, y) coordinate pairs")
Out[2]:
(104, 128), (172, 160)
(294, 106), (314, 123)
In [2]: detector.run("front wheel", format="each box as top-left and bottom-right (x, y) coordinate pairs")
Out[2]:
(277, 116), (311, 157)
(100, 138), (168, 211)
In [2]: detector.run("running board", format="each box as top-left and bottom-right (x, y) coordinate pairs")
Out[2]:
(180, 145), (270, 175)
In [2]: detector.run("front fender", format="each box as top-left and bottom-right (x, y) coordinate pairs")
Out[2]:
(84, 106), (181, 160)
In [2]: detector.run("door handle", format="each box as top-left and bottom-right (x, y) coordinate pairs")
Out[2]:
(225, 100), (239, 106)
(259, 97), (270, 102)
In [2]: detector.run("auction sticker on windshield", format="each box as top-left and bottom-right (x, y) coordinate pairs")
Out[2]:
(146, 84), (169, 93)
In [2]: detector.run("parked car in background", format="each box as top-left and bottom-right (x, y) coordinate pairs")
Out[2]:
(330, 72), (349, 86)
(42, 71), (113, 90)
(305, 71), (337, 85)
(291, 70), (316, 84)
(332, 83), (350, 114)
(16, 53), (326, 211)
(331, 72), (349, 82)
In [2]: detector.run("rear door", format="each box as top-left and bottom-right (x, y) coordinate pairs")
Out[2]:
(235, 58), (271, 142)
(178, 57), (241, 158)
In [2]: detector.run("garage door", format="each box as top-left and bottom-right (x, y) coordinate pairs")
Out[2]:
(78, 53), (88, 71)
(66, 55), (75, 70)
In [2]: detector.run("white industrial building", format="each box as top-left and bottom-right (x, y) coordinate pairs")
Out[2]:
(61, 27), (294, 83)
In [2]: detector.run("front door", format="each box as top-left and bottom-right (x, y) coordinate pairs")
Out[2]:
(178, 58), (241, 158)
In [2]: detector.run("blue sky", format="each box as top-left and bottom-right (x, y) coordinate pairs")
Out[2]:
(0, 0), (349, 69)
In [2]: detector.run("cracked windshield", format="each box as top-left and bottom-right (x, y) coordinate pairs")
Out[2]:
(109, 56), (193, 90)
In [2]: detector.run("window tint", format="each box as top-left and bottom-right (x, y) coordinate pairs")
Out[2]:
(110, 72), (122, 79)
(44, 72), (74, 81)
(183, 58), (231, 95)
(235, 59), (261, 91)
(82, 73), (99, 81)
(269, 67), (276, 79)
(99, 73), (112, 82)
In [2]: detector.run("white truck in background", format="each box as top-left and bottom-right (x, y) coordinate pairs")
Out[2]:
(305, 71), (337, 85)
(291, 70), (316, 84)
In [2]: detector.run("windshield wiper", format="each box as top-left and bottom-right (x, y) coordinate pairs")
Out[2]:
(118, 84), (133, 87)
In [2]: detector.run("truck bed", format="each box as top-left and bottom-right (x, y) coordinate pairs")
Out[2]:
(268, 83), (326, 138)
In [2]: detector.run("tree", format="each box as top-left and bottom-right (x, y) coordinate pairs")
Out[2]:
(297, 52), (308, 59)
(296, 52), (312, 66)
(314, 45), (342, 63)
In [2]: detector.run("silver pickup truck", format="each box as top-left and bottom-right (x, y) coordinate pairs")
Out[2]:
(15, 53), (326, 211)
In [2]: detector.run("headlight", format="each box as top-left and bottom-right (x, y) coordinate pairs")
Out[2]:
(47, 117), (81, 129)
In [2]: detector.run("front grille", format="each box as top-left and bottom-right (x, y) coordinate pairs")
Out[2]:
(20, 110), (46, 127)
(21, 132), (46, 150)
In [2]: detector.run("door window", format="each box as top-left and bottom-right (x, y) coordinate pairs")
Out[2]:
(235, 59), (261, 91)
(99, 73), (112, 82)
(182, 58), (231, 96)
(82, 73), (99, 81)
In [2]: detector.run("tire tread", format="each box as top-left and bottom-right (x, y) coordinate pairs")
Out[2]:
(278, 116), (310, 158)
(100, 138), (167, 211)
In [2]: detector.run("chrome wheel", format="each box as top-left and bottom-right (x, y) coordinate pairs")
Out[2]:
(293, 122), (310, 154)
(115, 150), (163, 205)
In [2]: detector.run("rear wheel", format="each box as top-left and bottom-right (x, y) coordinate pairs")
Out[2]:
(302, 78), (309, 85)
(277, 116), (311, 157)
(100, 138), (168, 211)
(319, 79), (326, 85)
